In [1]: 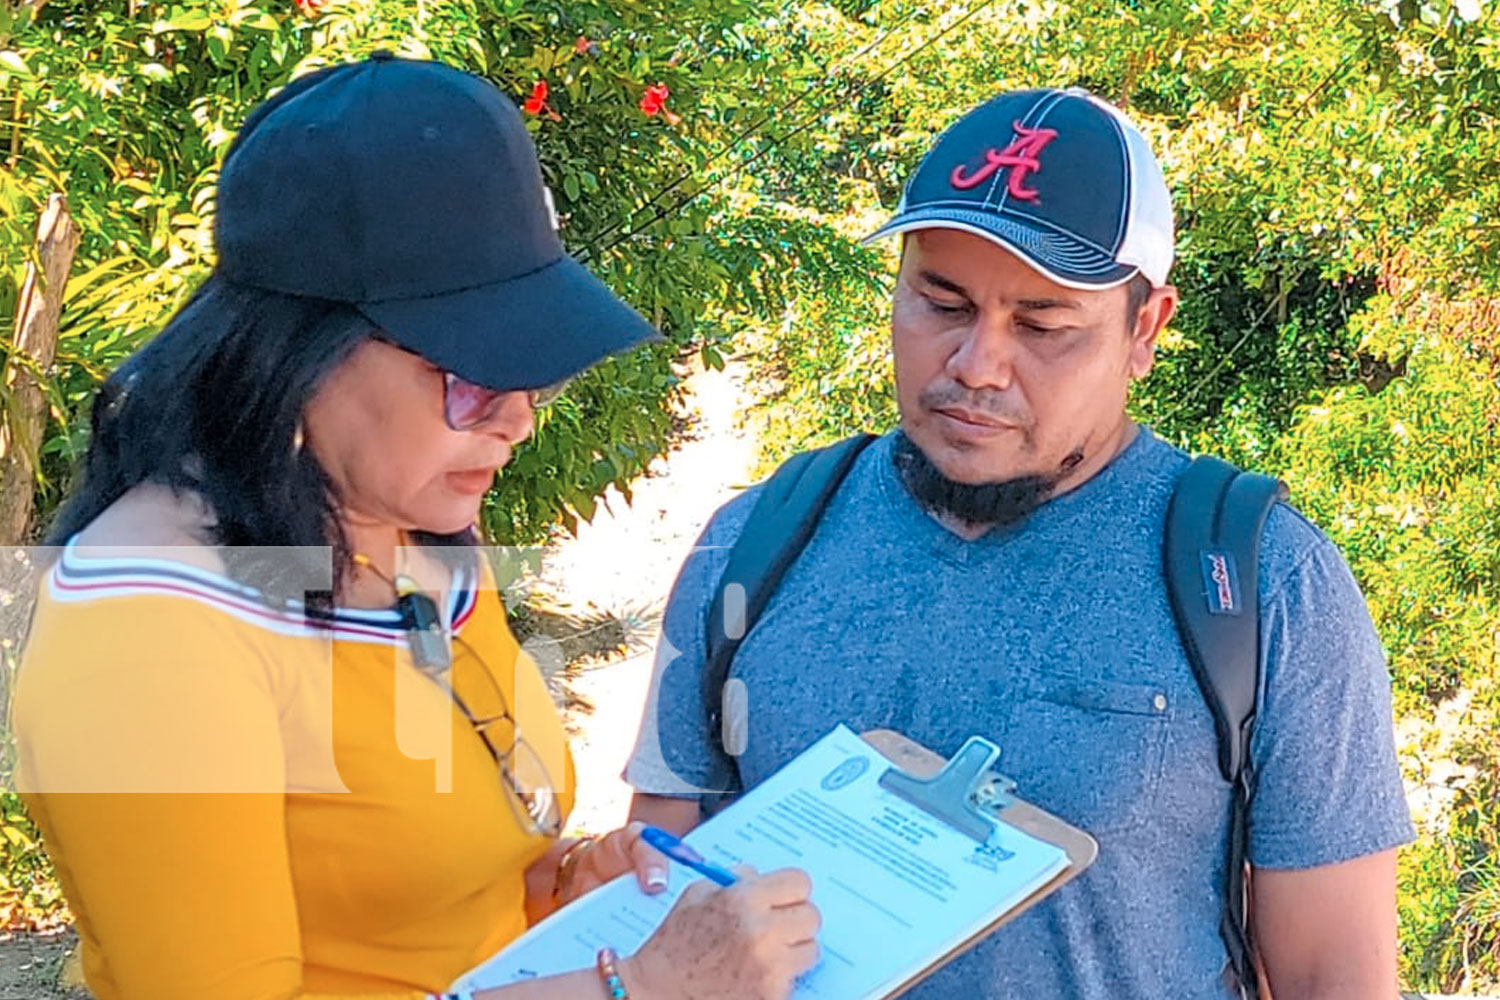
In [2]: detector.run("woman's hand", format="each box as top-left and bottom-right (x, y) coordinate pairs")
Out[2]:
(620, 866), (821, 1000)
(555, 821), (668, 905)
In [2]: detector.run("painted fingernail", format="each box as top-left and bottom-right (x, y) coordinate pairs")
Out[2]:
(646, 868), (668, 890)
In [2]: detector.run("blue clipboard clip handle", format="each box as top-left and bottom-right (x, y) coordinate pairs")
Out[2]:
(878, 735), (1017, 843)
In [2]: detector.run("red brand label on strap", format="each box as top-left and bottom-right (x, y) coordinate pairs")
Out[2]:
(1202, 551), (1241, 616)
(949, 122), (1059, 201)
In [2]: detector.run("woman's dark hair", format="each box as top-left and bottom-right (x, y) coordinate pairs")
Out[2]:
(47, 274), (472, 600)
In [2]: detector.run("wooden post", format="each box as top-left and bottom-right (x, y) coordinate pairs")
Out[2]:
(0, 193), (79, 545)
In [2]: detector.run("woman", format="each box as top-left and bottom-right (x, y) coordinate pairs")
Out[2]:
(13, 55), (819, 1000)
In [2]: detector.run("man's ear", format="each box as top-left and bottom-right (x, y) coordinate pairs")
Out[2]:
(1128, 285), (1179, 380)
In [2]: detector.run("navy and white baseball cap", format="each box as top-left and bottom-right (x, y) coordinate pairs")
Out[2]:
(216, 54), (660, 392)
(867, 87), (1175, 289)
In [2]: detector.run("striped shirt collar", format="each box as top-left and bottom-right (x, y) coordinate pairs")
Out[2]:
(52, 537), (480, 644)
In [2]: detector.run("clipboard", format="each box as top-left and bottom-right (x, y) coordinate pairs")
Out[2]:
(456, 724), (1096, 999)
(859, 728), (1098, 997)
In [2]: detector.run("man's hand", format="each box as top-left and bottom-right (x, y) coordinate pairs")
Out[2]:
(1252, 849), (1401, 1000)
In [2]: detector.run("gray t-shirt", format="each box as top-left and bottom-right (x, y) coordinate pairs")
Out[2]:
(625, 428), (1413, 999)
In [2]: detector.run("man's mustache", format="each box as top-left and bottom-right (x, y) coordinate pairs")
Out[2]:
(918, 384), (1030, 427)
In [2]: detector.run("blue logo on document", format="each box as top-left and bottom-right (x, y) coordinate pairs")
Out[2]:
(820, 755), (870, 792)
(964, 840), (1016, 874)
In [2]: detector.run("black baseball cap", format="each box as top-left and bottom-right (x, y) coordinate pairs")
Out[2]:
(867, 87), (1175, 289)
(215, 53), (660, 391)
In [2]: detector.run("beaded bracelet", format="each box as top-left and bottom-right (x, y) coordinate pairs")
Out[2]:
(595, 947), (631, 999)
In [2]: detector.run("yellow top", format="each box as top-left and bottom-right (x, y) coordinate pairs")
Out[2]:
(14, 541), (575, 1000)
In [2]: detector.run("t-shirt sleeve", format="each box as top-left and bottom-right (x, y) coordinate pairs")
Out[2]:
(623, 496), (753, 797)
(1246, 530), (1416, 869)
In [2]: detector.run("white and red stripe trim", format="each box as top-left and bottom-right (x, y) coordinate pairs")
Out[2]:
(51, 538), (479, 645)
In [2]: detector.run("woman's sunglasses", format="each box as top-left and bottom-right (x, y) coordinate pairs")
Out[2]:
(379, 338), (570, 432)
(443, 370), (570, 432)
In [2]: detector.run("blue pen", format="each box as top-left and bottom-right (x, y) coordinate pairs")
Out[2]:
(640, 826), (739, 887)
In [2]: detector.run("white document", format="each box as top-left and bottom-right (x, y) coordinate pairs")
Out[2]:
(455, 725), (1069, 999)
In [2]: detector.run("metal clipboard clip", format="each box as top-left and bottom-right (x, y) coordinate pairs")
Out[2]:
(878, 736), (1018, 843)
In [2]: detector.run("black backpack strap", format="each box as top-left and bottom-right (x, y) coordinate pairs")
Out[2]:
(703, 434), (878, 764)
(1163, 455), (1287, 1000)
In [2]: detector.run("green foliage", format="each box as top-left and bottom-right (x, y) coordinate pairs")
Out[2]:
(0, 0), (832, 540)
(0, 644), (64, 930)
(1275, 340), (1499, 714)
(735, 208), (896, 474)
(1398, 724), (1500, 990)
(0, 790), (65, 932)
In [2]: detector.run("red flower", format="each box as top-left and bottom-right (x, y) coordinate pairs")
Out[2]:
(639, 83), (681, 125)
(293, 0), (326, 14)
(639, 83), (668, 115)
(575, 36), (592, 55)
(522, 81), (562, 121)
(523, 80), (549, 115)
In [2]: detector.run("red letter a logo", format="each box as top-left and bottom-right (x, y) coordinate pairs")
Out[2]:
(950, 122), (1059, 201)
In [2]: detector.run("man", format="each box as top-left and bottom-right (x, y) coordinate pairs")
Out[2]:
(625, 88), (1413, 999)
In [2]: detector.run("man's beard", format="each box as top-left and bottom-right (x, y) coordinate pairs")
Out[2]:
(892, 430), (1079, 529)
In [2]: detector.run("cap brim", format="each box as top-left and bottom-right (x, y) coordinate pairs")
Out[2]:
(359, 254), (663, 391)
(864, 208), (1139, 291)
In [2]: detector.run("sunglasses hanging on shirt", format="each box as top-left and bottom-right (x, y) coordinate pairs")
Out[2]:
(351, 554), (562, 837)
